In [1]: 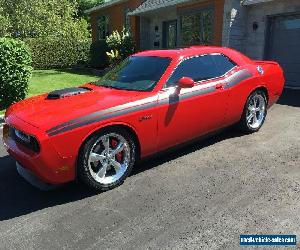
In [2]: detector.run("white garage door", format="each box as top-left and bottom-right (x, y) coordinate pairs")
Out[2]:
(266, 14), (300, 88)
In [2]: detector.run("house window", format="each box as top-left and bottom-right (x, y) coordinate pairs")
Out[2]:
(124, 8), (131, 29)
(180, 7), (214, 46)
(97, 15), (110, 40)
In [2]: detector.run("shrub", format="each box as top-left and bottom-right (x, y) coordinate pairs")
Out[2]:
(89, 39), (109, 69)
(25, 36), (91, 69)
(106, 28), (135, 65)
(0, 38), (32, 109)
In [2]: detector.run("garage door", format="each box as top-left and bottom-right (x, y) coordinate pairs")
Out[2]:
(266, 14), (300, 88)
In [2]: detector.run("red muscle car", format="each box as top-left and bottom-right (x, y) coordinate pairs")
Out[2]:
(3, 46), (284, 191)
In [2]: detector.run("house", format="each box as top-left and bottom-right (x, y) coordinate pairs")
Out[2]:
(86, 0), (300, 88)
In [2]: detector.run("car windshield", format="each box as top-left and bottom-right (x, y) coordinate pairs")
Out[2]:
(93, 56), (171, 91)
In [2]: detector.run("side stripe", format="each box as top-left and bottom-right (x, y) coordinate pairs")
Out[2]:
(46, 95), (158, 134)
(47, 69), (252, 137)
(225, 69), (253, 88)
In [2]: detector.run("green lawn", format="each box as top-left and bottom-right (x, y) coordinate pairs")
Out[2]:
(1, 69), (100, 115)
(28, 69), (100, 97)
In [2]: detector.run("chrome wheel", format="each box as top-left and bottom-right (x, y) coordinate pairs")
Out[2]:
(246, 94), (266, 129)
(88, 133), (130, 185)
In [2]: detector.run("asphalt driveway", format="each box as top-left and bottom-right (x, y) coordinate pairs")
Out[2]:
(0, 89), (299, 250)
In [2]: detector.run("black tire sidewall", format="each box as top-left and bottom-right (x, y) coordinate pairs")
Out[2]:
(78, 127), (136, 191)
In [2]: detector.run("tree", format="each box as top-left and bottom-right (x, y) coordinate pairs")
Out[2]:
(1, 0), (89, 40)
(0, 0), (11, 37)
(77, 0), (104, 17)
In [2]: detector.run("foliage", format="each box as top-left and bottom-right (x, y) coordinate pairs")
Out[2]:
(77, 0), (104, 17)
(106, 28), (135, 65)
(0, 0), (91, 69)
(90, 39), (109, 69)
(2, 0), (89, 40)
(25, 37), (91, 69)
(106, 50), (121, 65)
(0, 1), (10, 37)
(0, 38), (32, 109)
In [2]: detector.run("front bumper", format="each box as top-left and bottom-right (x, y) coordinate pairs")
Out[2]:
(16, 162), (61, 191)
(3, 116), (76, 185)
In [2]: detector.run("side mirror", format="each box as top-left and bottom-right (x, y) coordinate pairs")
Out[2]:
(177, 77), (195, 89)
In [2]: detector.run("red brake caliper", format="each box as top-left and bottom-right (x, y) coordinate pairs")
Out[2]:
(111, 139), (122, 162)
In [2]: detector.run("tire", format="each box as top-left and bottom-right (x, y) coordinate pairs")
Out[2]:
(78, 127), (137, 191)
(238, 89), (268, 133)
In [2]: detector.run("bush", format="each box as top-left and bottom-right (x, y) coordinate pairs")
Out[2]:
(106, 28), (135, 65)
(0, 38), (32, 109)
(25, 36), (91, 69)
(89, 39), (109, 69)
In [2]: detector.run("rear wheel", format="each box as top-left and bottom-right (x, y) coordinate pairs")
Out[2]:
(78, 127), (136, 191)
(238, 90), (267, 133)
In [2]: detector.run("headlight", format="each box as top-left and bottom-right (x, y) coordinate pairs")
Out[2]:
(11, 128), (40, 153)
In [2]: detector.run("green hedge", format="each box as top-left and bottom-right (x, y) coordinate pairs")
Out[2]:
(0, 38), (32, 109)
(89, 39), (109, 69)
(25, 37), (91, 69)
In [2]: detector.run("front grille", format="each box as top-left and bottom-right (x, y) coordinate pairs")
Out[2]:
(9, 127), (40, 153)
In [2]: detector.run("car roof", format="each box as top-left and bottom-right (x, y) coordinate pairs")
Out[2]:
(134, 46), (252, 65)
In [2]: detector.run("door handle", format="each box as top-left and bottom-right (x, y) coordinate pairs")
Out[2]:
(215, 83), (224, 90)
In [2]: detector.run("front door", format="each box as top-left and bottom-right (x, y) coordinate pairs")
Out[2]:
(157, 54), (233, 151)
(163, 20), (177, 49)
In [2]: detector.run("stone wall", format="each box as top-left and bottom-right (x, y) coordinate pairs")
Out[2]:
(223, 0), (300, 59)
(245, 0), (300, 59)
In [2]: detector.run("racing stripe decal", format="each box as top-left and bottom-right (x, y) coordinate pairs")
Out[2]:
(46, 96), (158, 134)
(225, 69), (252, 88)
(46, 69), (253, 137)
(48, 101), (157, 136)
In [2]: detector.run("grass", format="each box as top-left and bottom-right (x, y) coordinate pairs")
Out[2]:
(0, 69), (100, 115)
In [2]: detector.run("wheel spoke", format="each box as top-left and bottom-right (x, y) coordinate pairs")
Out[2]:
(253, 113), (258, 123)
(102, 136), (110, 153)
(253, 96), (258, 108)
(247, 113), (254, 123)
(110, 159), (121, 172)
(97, 164), (108, 178)
(89, 153), (105, 163)
(112, 142), (125, 156)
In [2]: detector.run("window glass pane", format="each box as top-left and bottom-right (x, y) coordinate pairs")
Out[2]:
(95, 56), (171, 91)
(212, 55), (236, 75)
(181, 14), (201, 46)
(166, 55), (219, 87)
(200, 9), (214, 44)
(180, 8), (214, 46)
(97, 16), (109, 40)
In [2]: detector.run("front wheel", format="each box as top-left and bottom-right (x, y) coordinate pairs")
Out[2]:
(238, 90), (268, 133)
(78, 127), (136, 191)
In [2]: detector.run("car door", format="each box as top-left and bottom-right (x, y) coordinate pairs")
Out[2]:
(156, 54), (236, 151)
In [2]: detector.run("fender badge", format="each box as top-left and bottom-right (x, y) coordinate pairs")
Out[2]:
(139, 115), (152, 122)
(257, 66), (264, 75)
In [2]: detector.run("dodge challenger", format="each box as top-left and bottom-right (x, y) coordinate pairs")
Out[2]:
(2, 46), (284, 191)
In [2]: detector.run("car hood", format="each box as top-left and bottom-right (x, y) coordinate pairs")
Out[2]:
(7, 84), (148, 131)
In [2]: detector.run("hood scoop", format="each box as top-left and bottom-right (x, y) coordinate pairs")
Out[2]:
(47, 87), (91, 100)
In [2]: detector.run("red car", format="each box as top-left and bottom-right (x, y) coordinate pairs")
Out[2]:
(3, 46), (284, 191)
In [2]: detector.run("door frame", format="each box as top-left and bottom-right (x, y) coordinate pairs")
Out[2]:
(162, 20), (178, 49)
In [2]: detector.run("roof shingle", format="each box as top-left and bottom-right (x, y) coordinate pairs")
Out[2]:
(129, 0), (193, 15)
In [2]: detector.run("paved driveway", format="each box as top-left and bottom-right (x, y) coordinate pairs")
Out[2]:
(0, 90), (299, 250)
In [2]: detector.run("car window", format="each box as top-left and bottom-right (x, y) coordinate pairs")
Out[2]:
(166, 55), (219, 87)
(165, 54), (237, 88)
(94, 56), (171, 91)
(212, 54), (236, 76)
